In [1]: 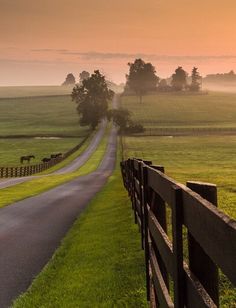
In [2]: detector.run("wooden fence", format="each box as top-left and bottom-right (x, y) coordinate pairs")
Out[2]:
(120, 158), (236, 307)
(0, 134), (89, 178)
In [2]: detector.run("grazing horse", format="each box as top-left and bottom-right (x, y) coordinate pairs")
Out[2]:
(50, 153), (62, 159)
(42, 157), (51, 163)
(20, 155), (35, 164)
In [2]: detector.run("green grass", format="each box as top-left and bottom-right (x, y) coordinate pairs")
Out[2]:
(13, 152), (147, 308)
(123, 135), (236, 219)
(0, 137), (84, 166)
(0, 128), (108, 209)
(122, 92), (236, 132)
(0, 85), (73, 98)
(122, 93), (236, 306)
(0, 95), (89, 137)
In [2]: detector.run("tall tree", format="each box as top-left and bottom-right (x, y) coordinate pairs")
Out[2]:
(71, 70), (114, 129)
(126, 58), (159, 103)
(190, 67), (201, 91)
(62, 73), (76, 86)
(79, 71), (90, 83)
(171, 66), (187, 91)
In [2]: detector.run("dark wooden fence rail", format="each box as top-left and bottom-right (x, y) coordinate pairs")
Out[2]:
(0, 134), (90, 178)
(120, 158), (236, 308)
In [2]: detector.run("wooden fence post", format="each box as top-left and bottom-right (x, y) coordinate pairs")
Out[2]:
(141, 164), (151, 301)
(186, 181), (219, 307)
(172, 186), (184, 308)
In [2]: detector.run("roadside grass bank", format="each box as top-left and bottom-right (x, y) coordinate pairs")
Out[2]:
(0, 137), (85, 166)
(0, 127), (109, 209)
(13, 151), (148, 308)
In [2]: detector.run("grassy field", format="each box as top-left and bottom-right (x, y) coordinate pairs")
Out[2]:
(0, 95), (89, 137)
(122, 92), (236, 133)
(13, 154), (147, 308)
(0, 85), (73, 98)
(123, 135), (236, 219)
(0, 127), (107, 209)
(122, 93), (236, 306)
(0, 137), (83, 166)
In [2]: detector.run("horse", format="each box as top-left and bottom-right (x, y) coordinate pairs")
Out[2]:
(42, 157), (51, 163)
(20, 155), (35, 164)
(50, 153), (62, 159)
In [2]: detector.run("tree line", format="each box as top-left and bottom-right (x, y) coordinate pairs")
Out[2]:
(70, 58), (203, 132)
(125, 59), (202, 103)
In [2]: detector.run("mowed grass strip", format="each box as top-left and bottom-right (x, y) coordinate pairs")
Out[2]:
(0, 128), (108, 208)
(13, 157), (147, 308)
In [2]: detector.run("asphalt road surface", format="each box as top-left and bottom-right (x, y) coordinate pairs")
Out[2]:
(0, 124), (117, 307)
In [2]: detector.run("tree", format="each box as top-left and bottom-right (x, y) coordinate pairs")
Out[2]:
(126, 58), (159, 103)
(171, 66), (187, 91)
(71, 70), (114, 130)
(158, 79), (171, 92)
(107, 108), (131, 132)
(62, 73), (76, 86)
(107, 108), (144, 133)
(190, 67), (201, 91)
(79, 71), (90, 83)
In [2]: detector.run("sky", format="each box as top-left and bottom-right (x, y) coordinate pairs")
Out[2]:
(0, 0), (236, 85)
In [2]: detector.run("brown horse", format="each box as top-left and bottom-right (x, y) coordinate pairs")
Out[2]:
(20, 155), (35, 164)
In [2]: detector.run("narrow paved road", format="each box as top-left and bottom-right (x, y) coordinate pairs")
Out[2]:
(0, 94), (120, 307)
(0, 126), (117, 307)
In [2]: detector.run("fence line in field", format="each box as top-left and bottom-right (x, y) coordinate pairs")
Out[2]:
(120, 158), (236, 307)
(0, 134), (90, 178)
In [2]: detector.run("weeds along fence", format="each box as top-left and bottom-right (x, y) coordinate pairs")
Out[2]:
(120, 158), (236, 308)
(0, 134), (90, 178)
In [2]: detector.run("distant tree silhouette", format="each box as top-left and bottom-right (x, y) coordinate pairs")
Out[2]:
(171, 67), (187, 91)
(158, 79), (171, 92)
(126, 58), (159, 103)
(190, 67), (201, 91)
(79, 71), (90, 83)
(62, 73), (76, 86)
(72, 70), (114, 130)
(204, 70), (236, 83)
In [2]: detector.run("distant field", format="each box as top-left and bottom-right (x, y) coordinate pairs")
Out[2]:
(0, 137), (83, 166)
(0, 85), (73, 98)
(122, 92), (236, 134)
(0, 95), (89, 137)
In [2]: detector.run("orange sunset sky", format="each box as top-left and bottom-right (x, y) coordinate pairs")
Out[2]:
(0, 0), (236, 85)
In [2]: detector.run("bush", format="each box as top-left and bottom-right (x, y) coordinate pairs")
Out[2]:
(125, 123), (145, 133)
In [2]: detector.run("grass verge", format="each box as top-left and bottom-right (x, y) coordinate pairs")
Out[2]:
(0, 128), (108, 208)
(13, 150), (147, 307)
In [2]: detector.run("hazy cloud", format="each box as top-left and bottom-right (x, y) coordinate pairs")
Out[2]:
(30, 49), (236, 62)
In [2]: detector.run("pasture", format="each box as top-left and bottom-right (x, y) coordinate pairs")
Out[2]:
(0, 85), (73, 98)
(122, 93), (236, 306)
(122, 92), (236, 134)
(0, 137), (82, 166)
(0, 95), (89, 137)
(121, 93), (236, 219)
